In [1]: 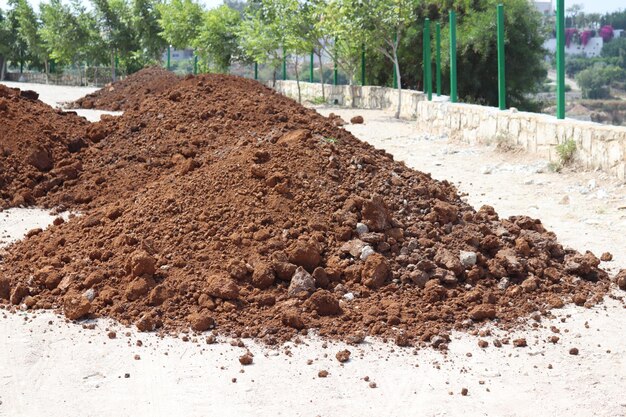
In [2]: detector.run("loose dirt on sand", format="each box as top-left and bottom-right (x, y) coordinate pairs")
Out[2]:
(0, 73), (616, 348)
(0, 84), (91, 209)
(70, 67), (180, 111)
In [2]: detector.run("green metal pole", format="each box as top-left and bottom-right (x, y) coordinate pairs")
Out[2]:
(449, 10), (457, 103)
(167, 45), (171, 71)
(424, 18), (432, 101)
(361, 43), (366, 86)
(436, 23), (441, 97)
(254, 62), (258, 80)
(282, 47), (287, 80)
(556, 0), (565, 119)
(422, 32), (425, 91)
(194, 54), (198, 75)
(334, 37), (338, 86)
(497, 4), (506, 110)
(310, 51), (314, 82)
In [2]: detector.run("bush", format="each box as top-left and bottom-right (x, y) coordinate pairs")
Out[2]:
(576, 63), (626, 99)
(566, 56), (621, 78)
(556, 139), (576, 165)
(601, 37), (626, 69)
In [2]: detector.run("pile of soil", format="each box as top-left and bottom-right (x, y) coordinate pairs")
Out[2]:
(71, 67), (180, 111)
(0, 84), (91, 208)
(0, 75), (611, 347)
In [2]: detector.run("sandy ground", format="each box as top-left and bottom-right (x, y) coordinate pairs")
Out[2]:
(0, 81), (121, 122)
(0, 84), (625, 417)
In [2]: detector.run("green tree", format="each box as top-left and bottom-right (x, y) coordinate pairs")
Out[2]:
(313, 0), (369, 96)
(238, 1), (284, 84)
(194, 4), (242, 73)
(0, 7), (15, 79)
(92, 0), (140, 77)
(279, 0), (315, 101)
(74, 2), (109, 66)
(39, 0), (89, 67)
(576, 63), (626, 99)
(437, 0), (546, 110)
(602, 37), (626, 70)
(3, 2), (28, 73)
(157, 0), (204, 49)
(11, 0), (48, 74)
(302, 0), (333, 98)
(342, 0), (417, 118)
(601, 10), (626, 30)
(239, 0), (312, 101)
(133, 0), (167, 63)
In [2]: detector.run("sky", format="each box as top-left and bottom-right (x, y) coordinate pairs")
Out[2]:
(0, 0), (623, 15)
(562, 0), (624, 14)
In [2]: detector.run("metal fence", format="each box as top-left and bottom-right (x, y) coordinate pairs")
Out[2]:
(3, 66), (125, 87)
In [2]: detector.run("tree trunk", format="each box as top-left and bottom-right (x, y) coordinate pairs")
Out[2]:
(349, 78), (356, 108)
(0, 57), (5, 81)
(394, 53), (402, 119)
(294, 55), (302, 104)
(318, 52), (325, 100)
(44, 58), (49, 84)
(111, 51), (116, 82)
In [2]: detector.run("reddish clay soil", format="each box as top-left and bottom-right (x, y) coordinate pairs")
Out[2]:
(0, 74), (614, 347)
(71, 67), (180, 111)
(0, 84), (91, 208)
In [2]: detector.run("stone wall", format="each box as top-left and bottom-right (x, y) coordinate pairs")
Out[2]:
(270, 80), (434, 119)
(269, 80), (626, 181)
(416, 101), (626, 180)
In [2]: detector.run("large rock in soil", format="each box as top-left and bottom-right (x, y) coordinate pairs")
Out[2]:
(361, 253), (391, 288)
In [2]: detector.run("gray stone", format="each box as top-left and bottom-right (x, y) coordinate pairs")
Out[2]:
(343, 292), (355, 301)
(82, 289), (96, 302)
(459, 251), (477, 268)
(340, 239), (367, 258)
(355, 222), (369, 235)
(360, 246), (375, 261)
(287, 267), (315, 298)
(430, 335), (446, 348)
(409, 270), (429, 288)
(497, 277), (510, 290)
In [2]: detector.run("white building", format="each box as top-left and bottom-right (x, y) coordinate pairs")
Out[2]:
(161, 48), (195, 63)
(534, 0), (553, 16)
(543, 29), (624, 58)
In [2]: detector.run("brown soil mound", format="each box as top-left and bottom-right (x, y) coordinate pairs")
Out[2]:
(72, 67), (180, 111)
(0, 84), (91, 208)
(0, 75), (610, 347)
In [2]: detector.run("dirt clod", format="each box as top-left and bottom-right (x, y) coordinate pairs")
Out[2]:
(239, 352), (254, 365)
(63, 294), (91, 320)
(513, 338), (527, 348)
(336, 349), (351, 363)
